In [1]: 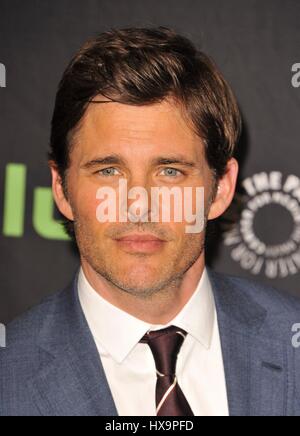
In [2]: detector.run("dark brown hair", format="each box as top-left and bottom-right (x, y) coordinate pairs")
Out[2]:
(49, 26), (241, 238)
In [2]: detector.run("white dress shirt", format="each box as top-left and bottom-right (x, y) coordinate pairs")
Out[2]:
(78, 266), (229, 416)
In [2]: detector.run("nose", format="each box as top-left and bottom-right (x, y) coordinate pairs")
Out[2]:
(125, 173), (154, 223)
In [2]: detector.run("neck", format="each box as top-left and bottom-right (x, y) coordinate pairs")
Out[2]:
(81, 254), (206, 325)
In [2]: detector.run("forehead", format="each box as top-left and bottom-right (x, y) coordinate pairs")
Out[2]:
(72, 97), (204, 162)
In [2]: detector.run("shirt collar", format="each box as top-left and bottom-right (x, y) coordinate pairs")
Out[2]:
(78, 266), (215, 364)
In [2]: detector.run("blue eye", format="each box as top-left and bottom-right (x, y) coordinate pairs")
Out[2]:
(99, 168), (120, 176)
(161, 168), (182, 177)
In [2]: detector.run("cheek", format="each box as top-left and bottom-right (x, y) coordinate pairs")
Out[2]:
(74, 185), (116, 241)
(73, 185), (99, 223)
(166, 222), (188, 245)
(168, 221), (205, 256)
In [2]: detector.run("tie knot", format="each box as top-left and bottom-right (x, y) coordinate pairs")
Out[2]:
(140, 326), (187, 377)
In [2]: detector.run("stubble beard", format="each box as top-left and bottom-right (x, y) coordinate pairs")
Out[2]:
(74, 218), (207, 300)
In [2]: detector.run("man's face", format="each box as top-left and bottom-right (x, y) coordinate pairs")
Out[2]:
(63, 98), (216, 297)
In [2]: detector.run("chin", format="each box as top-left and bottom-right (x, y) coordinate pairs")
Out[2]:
(114, 269), (165, 293)
(117, 253), (162, 270)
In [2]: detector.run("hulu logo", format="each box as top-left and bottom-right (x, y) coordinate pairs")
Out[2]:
(2, 163), (70, 241)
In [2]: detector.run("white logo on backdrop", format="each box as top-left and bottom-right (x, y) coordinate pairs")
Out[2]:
(0, 63), (6, 88)
(224, 172), (300, 279)
(292, 63), (300, 88)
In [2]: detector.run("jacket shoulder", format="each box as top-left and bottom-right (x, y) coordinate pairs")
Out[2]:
(207, 268), (300, 339)
(4, 288), (66, 348)
(209, 268), (300, 311)
(0, 287), (71, 416)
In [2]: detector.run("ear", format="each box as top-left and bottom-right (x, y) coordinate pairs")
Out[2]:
(208, 158), (239, 220)
(49, 162), (74, 221)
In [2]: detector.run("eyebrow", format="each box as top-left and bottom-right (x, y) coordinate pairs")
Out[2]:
(81, 155), (124, 169)
(80, 154), (198, 170)
(152, 157), (197, 168)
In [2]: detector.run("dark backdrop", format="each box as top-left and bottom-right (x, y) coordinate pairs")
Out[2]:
(1, 0), (300, 323)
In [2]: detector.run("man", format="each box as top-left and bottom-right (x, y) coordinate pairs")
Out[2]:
(1, 26), (300, 417)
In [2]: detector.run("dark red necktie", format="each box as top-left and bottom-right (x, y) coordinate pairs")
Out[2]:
(140, 326), (194, 416)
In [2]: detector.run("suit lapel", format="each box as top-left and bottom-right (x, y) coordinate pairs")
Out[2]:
(27, 274), (118, 416)
(207, 268), (291, 416)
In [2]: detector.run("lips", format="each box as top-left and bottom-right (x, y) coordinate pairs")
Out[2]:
(116, 234), (165, 242)
(115, 233), (167, 254)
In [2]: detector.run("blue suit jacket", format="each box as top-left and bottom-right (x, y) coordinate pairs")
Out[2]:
(1, 268), (300, 416)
